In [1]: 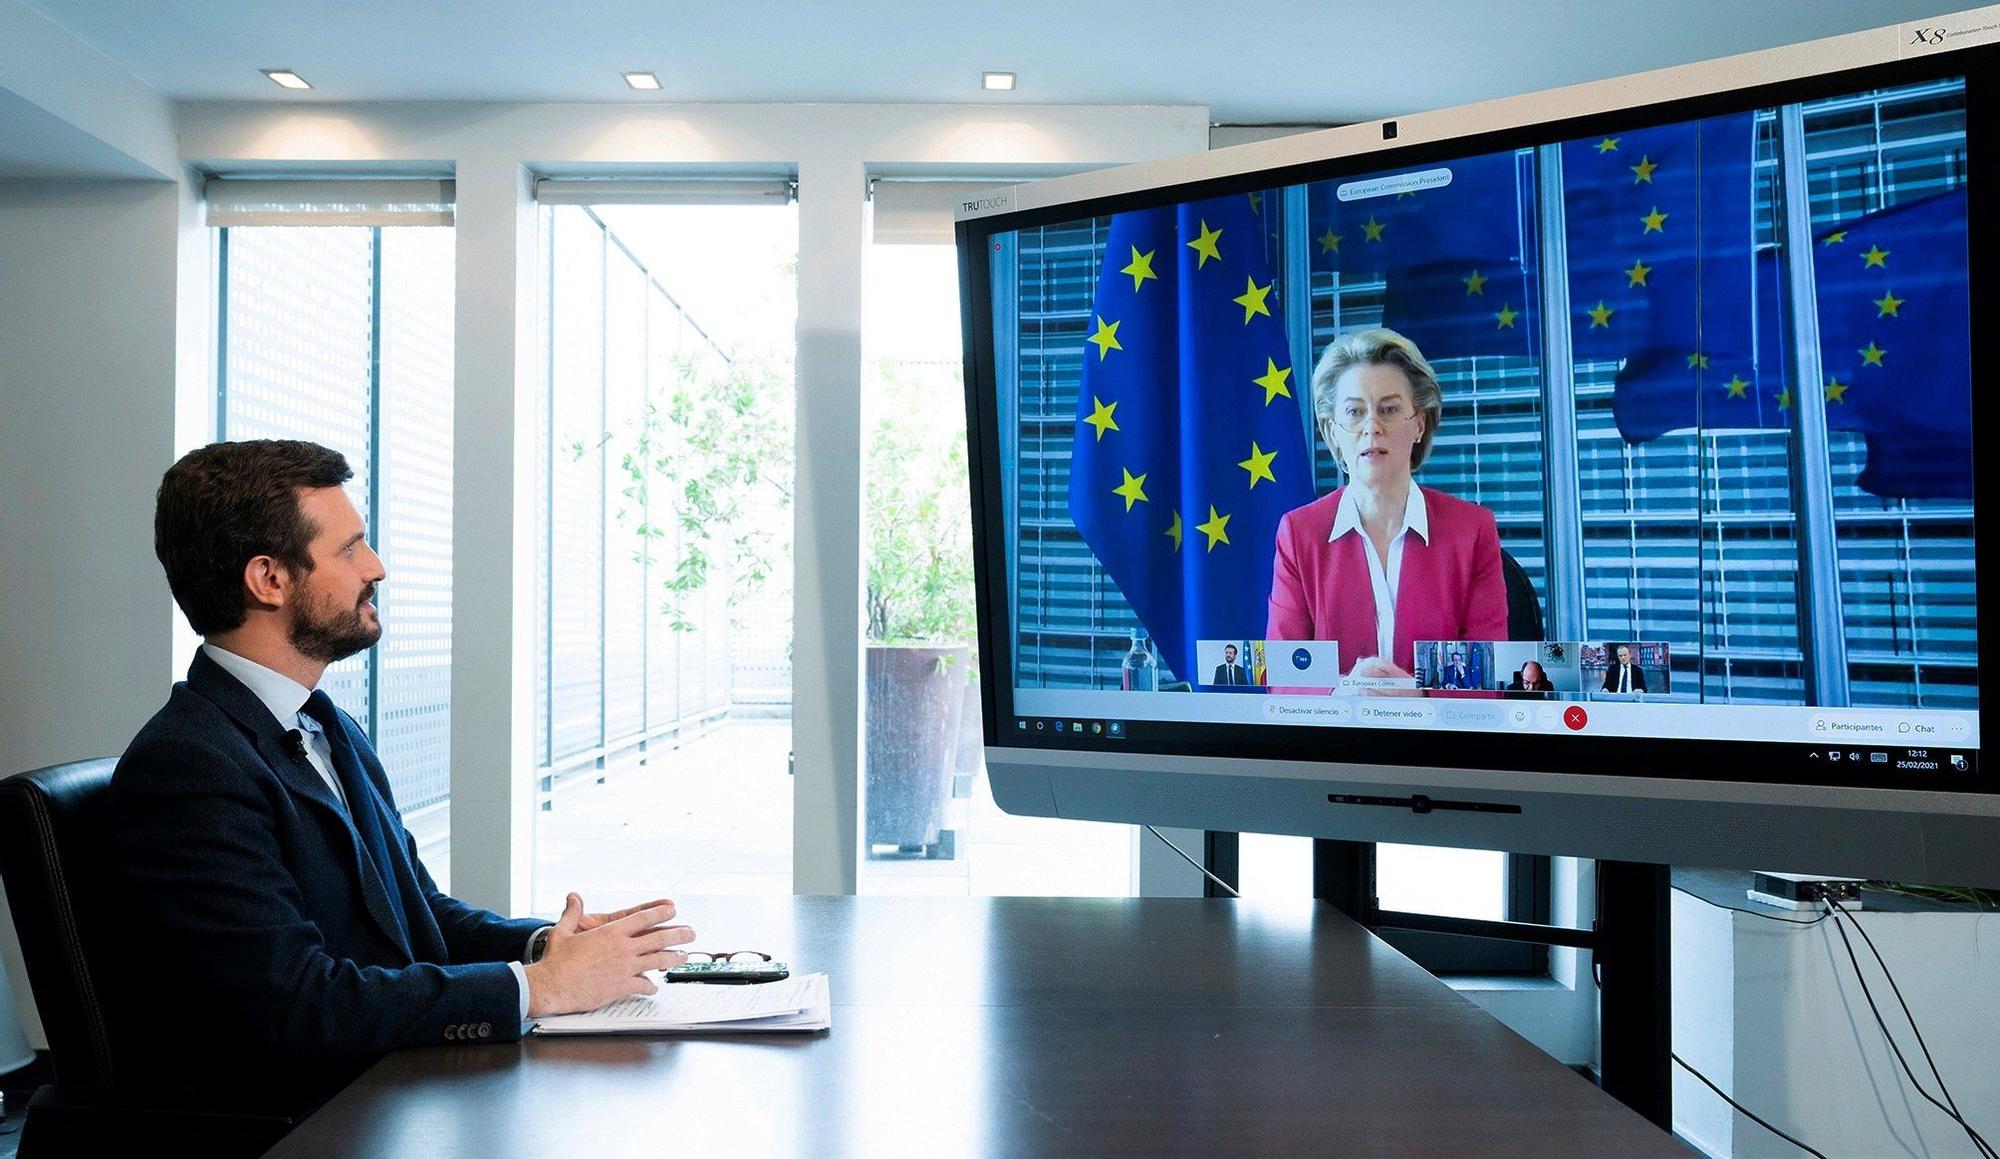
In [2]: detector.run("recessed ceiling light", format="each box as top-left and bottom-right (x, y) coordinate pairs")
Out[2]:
(262, 69), (312, 90)
(624, 71), (663, 91)
(982, 71), (1017, 92)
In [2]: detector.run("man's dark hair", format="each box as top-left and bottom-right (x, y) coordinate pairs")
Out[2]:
(154, 440), (353, 636)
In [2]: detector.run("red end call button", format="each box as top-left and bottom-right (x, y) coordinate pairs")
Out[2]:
(1563, 706), (1589, 731)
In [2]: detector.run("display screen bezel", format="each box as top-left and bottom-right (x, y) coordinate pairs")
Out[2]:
(956, 47), (1995, 795)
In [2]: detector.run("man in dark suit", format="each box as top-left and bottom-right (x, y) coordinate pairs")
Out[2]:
(114, 440), (696, 1111)
(1600, 644), (1647, 694)
(1211, 644), (1249, 686)
(1442, 650), (1474, 689)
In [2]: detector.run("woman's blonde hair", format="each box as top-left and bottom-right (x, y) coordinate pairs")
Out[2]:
(1310, 327), (1444, 472)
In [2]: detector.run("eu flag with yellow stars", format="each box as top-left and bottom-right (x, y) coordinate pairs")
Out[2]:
(1068, 195), (1317, 686)
(1564, 114), (1761, 442)
(1786, 188), (1973, 500)
(1307, 149), (1535, 360)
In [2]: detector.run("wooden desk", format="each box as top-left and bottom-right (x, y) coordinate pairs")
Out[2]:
(270, 896), (1680, 1156)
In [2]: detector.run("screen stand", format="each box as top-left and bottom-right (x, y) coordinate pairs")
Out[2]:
(1595, 860), (1672, 1129)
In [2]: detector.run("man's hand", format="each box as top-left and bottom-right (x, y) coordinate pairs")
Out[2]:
(575, 895), (678, 934)
(523, 892), (695, 1018)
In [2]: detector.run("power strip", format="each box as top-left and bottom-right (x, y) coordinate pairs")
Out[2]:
(1746, 872), (1865, 911)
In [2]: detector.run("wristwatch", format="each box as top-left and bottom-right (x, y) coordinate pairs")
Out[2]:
(527, 925), (553, 963)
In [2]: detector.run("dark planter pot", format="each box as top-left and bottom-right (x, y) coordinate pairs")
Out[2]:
(865, 643), (969, 852)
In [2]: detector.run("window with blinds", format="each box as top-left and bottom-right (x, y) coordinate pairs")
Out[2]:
(210, 179), (458, 859)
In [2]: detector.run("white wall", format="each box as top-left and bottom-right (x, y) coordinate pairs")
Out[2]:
(1673, 890), (2000, 1157)
(0, 174), (201, 1049)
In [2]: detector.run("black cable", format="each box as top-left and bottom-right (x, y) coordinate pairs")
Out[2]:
(1142, 825), (1240, 898)
(1828, 898), (1980, 1138)
(1824, 899), (1997, 1159)
(1672, 1053), (1828, 1158)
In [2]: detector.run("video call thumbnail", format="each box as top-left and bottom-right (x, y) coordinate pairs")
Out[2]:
(1195, 639), (1344, 690)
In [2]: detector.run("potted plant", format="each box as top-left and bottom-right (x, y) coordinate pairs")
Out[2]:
(864, 360), (978, 858)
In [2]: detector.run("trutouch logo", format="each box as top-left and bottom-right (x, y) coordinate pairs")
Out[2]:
(959, 193), (1014, 216)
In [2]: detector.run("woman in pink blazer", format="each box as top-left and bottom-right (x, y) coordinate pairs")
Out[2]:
(1266, 328), (1508, 685)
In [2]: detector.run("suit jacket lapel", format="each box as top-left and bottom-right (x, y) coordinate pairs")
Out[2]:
(189, 651), (345, 816)
(320, 712), (442, 960)
(186, 651), (414, 960)
(315, 715), (418, 960)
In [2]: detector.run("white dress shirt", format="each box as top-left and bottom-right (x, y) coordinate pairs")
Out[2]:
(1327, 485), (1430, 663)
(201, 642), (535, 1022)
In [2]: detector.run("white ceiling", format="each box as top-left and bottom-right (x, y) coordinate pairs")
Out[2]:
(18, 0), (1956, 123)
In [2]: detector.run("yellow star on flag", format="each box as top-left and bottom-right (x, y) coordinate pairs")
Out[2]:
(1087, 315), (1122, 360)
(1194, 505), (1231, 551)
(1121, 247), (1158, 293)
(1252, 358), (1293, 405)
(1597, 137), (1620, 153)
(1318, 228), (1343, 254)
(1462, 269), (1487, 295)
(1083, 396), (1119, 441)
(1823, 230), (1848, 245)
(1165, 510), (1183, 552)
(1362, 216), (1386, 242)
(1859, 341), (1885, 367)
(1495, 303), (1519, 330)
(1862, 244), (1889, 268)
(1641, 206), (1669, 234)
(1826, 377), (1849, 404)
(1775, 388), (1793, 411)
(1625, 259), (1651, 287)
(1586, 300), (1614, 328)
(1874, 290), (1903, 317)
(1187, 220), (1223, 269)
(1237, 442), (1278, 489)
(1233, 276), (1274, 324)
(1248, 191), (1263, 214)
(1686, 351), (1710, 370)
(1112, 468), (1149, 512)
(1630, 155), (1658, 184)
(1724, 375), (1749, 399)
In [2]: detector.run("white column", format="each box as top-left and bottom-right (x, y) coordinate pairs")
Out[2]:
(790, 153), (867, 895)
(448, 157), (541, 915)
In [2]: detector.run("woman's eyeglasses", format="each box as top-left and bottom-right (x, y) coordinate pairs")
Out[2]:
(1332, 399), (1418, 434)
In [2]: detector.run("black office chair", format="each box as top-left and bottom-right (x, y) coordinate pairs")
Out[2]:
(1499, 549), (1544, 642)
(0, 760), (306, 1156)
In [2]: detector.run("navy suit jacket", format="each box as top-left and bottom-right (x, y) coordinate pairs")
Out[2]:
(111, 650), (543, 1108)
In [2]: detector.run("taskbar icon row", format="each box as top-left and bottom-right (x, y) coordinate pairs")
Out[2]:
(1806, 746), (1972, 774)
(1016, 718), (1126, 739)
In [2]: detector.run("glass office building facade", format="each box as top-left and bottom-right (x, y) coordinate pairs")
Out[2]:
(1005, 81), (1973, 710)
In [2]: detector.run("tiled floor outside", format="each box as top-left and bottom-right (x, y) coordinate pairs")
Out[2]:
(495, 719), (1134, 919)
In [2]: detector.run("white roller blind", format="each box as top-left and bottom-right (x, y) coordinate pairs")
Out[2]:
(533, 178), (796, 206)
(870, 180), (1008, 245)
(205, 178), (456, 227)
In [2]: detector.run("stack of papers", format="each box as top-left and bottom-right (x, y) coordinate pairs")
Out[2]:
(532, 973), (831, 1035)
